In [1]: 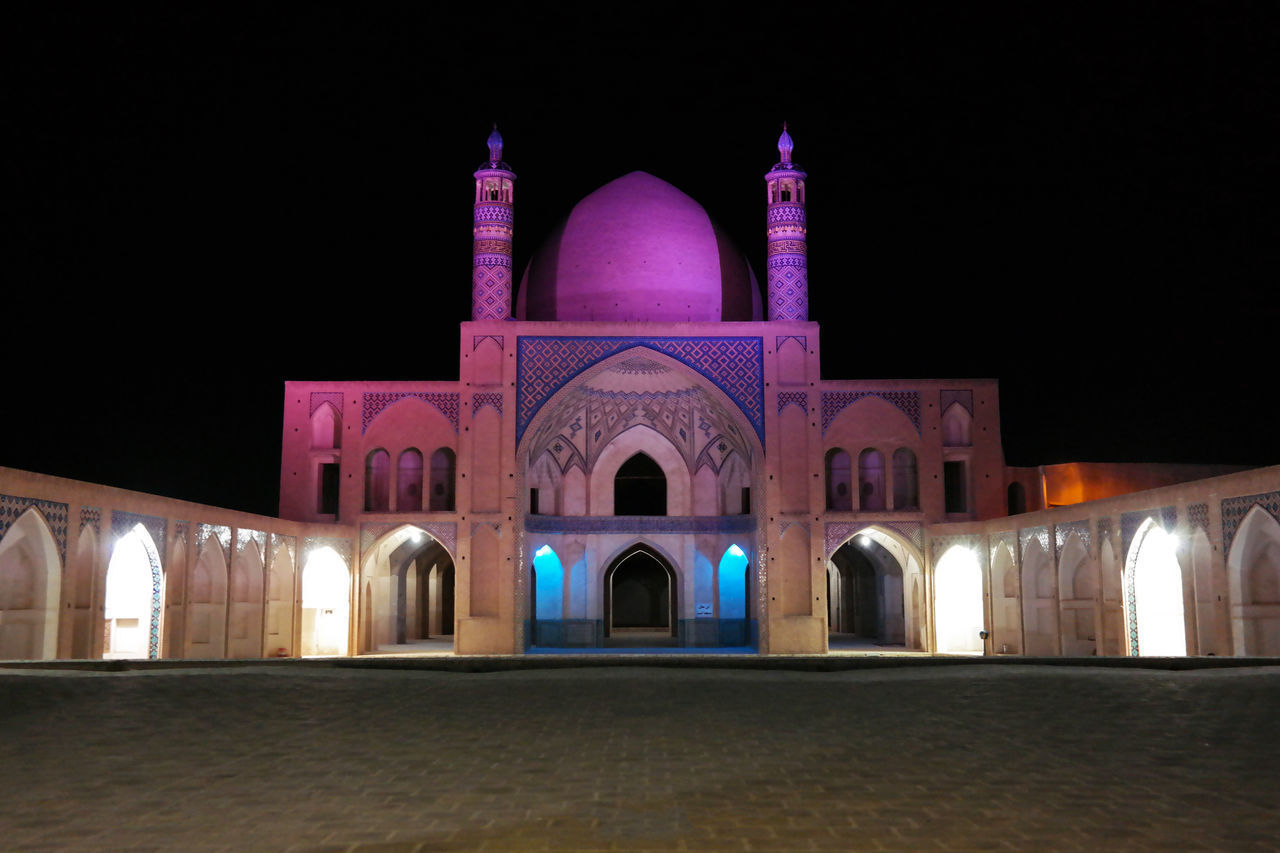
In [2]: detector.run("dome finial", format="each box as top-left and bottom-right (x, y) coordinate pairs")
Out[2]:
(777, 121), (794, 166)
(487, 123), (503, 165)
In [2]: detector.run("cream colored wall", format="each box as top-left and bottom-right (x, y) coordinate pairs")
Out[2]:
(0, 466), (354, 661)
(927, 464), (1280, 657)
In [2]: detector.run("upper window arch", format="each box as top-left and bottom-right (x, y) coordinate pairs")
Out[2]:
(365, 449), (390, 512)
(941, 403), (972, 447)
(428, 448), (456, 512)
(310, 403), (341, 449)
(614, 453), (667, 516)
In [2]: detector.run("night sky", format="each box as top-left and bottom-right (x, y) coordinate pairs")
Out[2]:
(7, 4), (1278, 517)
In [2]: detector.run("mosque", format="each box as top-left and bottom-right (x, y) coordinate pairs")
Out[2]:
(3, 127), (1280, 661)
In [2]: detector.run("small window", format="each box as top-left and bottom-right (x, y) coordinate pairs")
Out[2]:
(780, 188), (791, 202)
(944, 461), (968, 513)
(529, 488), (540, 516)
(741, 487), (751, 515)
(319, 463), (340, 515)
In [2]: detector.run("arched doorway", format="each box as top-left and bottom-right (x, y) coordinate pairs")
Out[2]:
(934, 546), (985, 654)
(359, 525), (455, 652)
(604, 544), (677, 647)
(1124, 520), (1186, 656)
(104, 523), (162, 660)
(828, 531), (909, 648)
(0, 508), (62, 660)
(301, 546), (350, 656)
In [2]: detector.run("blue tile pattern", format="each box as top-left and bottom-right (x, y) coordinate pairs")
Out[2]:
(821, 391), (922, 435)
(1187, 502), (1209, 535)
(1019, 525), (1050, 558)
(776, 391), (807, 415)
(362, 392), (460, 434)
(774, 335), (807, 352)
(473, 392), (503, 417)
(197, 524), (231, 562)
(0, 494), (69, 565)
(824, 521), (924, 557)
(1055, 520), (1092, 558)
(939, 389), (974, 416)
(525, 515), (756, 535)
(303, 536), (352, 568)
(1221, 491), (1280, 557)
(309, 391), (344, 416)
(516, 336), (764, 445)
(80, 506), (101, 537)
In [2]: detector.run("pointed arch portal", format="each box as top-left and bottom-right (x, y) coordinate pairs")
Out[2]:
(105, 523), (162, 660)
(604, 544), (678, 647)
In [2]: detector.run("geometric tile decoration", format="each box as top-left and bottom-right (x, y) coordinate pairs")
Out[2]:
(1121, 507), (1176, 561)
(358, 521), (457, 559)
(1019, 525), (1050, 557)
(989, 530), (1018, 567)
(303, 536), (352, 569)
(1054, 520), (1091, 558)
(270, 533), (296, 566)
(111, 510), (166, 562)
(1187, 502), (1210, 535)
(309, 391), (344, 416)
(80, 505), (101, 537)
(778, 520), (808, 539)
(821, 390), (922, 435)
(1097, 516), (1113, 548)
(109, 509), (164, 659)
(929, 533), (983, 563)
(473, 392), (503, 417)
(472, 334), (504, 351)
(1221, 491), (1280, 558)
(524, 515), (756, 535)
(0, 494), (69, 565)
(775, 335), (806, 352)
(197, 523), (231, 562)
(824, 520), (924, 558)
(235, 527), (266, 556)
(363, 392), (460, 434)
(777, 391), (807, 415)
(516, 336), (765, 445)
(527, 384), (752, 479)
(940, 389), (974, 416)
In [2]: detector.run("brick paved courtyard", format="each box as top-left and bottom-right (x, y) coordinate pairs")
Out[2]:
(2, 662), (1279, 851)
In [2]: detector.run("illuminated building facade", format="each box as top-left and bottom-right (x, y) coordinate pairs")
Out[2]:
(2, 129), (1279, 660)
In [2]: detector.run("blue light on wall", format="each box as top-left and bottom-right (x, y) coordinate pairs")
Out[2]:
(694, 552), (714, 617)
(718, 544), (748, 619)
(533, 545), (564, 620)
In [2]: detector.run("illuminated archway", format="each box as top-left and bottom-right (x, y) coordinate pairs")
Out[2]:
(301, 546), (349, 656)
(604, 543), (678, 645)
(827, 526), (924, 649)
(1124, 520), (1186, 656)
(718, 544), (750, 645)
(934, 546), (985, 654)
(0, 508), (62, 660)
(105, 523), (162, 660)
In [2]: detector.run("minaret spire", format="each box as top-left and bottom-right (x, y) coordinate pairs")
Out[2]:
(765, 122), (808, 321)
(472, 125), (516, 320)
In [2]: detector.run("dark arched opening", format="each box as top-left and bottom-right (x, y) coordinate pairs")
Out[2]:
(390, 535), (455, 645)
(1007, 482), (1027, 515)
(613, 453), (667, 516)
(604, 545), (678, 646)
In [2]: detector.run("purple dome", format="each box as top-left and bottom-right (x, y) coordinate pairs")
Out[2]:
(515, 172), (762, 322)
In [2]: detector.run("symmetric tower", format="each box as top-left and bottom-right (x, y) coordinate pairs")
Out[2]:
(472, 126), (516, 320)
(764, 125), (808, 321)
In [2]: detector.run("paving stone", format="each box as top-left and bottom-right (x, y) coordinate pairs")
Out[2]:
(2, 664), (1280, 850)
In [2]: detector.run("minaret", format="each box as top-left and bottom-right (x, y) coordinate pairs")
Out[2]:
(765, 124), (808, 321)
(472, 126), (516, 320)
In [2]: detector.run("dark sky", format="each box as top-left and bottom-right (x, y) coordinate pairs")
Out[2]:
(6, 3), (1278, 517)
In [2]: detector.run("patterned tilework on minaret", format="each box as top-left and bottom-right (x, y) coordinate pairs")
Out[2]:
(765, 124), (808, 321)
(472, 126), (516, 320)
